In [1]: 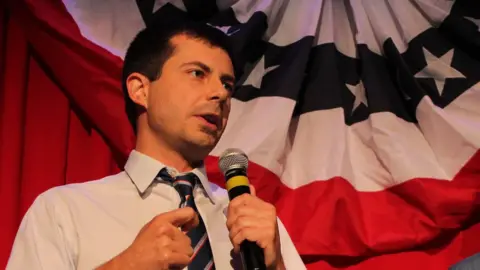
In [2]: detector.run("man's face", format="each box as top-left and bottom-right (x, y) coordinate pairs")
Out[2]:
(142, 34), (235, 159)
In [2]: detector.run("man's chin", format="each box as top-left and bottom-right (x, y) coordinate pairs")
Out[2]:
(198, 126), (223, 145)
(193, 137), (219, 151)
(183, 136), (219, 157)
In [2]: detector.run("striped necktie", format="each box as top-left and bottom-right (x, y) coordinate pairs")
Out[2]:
(157, 168), (215, 270)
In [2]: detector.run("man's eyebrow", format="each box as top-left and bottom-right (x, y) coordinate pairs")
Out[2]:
(221, 73), (235, 84)
(181, 61), (212, 73)
(182, 61), (235, 83)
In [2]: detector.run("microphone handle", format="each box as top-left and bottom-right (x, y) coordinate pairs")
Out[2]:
(225, 169), (267, 270)
(240, 240), (267, 270)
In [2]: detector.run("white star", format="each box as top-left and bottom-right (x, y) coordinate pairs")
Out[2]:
(206, 23), (240, 36)
(465, 16), (480, 31)
(346, 81), (367, 114)
(243, 56), (280, 88)
(414, 47), (465, 95)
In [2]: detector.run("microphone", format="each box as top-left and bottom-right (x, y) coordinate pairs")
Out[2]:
(218, 148), (267, 270)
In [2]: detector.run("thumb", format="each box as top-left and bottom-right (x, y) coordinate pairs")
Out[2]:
(249, 184), (256, 196)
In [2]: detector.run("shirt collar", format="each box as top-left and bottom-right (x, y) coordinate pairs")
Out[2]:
(124, 150), (217, 204)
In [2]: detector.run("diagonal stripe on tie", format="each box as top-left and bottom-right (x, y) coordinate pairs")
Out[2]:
(204, 260), (214, 270)
(191, 233), (208, 259)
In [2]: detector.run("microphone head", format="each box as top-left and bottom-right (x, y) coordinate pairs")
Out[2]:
(218, 148), (249, 175)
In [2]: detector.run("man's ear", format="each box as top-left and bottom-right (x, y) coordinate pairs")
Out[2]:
(126, 72), (150, 109)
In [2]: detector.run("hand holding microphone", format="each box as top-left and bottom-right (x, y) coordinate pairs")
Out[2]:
(219, 149), (285, 270)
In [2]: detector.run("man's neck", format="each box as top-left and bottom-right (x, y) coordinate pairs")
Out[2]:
(135, 129), (198, 173)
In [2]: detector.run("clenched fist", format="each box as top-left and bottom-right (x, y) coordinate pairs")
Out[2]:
(96, 207), (199, 270)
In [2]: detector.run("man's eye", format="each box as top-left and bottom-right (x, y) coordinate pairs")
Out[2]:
(189, 70), (205, 78)
(223, 83), (234, 92)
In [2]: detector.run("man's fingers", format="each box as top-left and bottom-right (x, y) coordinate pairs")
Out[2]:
(178, 208), (200, 232)
(158, 207), (199, 229)
(170, 227), (193, 246)
(249, 184), (256, 196)
(167, 237), (194, 257)
(228, 216), (261, 240)
(226, 207), (270, 229)
(163, 251), (191, 269)
(230, 228), (264, 252)
(227, 194), (255, 215)
(227, 195), (273, 229)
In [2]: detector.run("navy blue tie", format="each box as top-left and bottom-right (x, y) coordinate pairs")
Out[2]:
(157, 169), (215, 270)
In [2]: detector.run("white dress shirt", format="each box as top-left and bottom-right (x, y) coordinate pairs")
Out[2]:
(7, 150), (306, 270)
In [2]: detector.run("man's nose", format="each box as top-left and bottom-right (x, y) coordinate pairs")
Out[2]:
(207, 79), (230, 101)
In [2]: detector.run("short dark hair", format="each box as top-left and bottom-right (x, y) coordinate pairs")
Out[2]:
(122, 20), (237, 133)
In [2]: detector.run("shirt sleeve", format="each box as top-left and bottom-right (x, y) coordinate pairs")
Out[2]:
(6, 189), (76, 270)
(277, 218), (307, 270)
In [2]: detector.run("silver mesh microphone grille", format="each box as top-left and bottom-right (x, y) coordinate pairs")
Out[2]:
(218, 148), (249, 175)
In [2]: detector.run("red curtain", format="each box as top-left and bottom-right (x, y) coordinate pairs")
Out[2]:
(0, 1), (134, 268)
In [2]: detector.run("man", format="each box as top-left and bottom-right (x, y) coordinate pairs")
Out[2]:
(7, 21), (306, 269)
